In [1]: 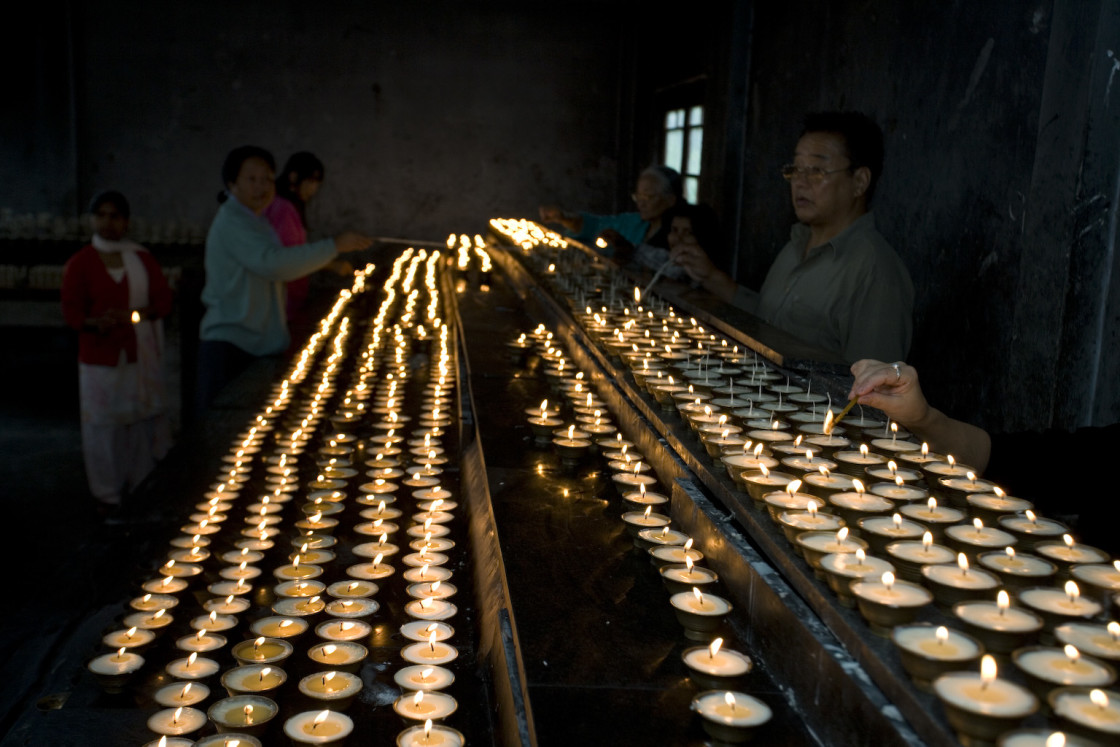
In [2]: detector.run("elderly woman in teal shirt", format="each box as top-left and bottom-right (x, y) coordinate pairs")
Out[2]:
(195, 145), (371, 414)
(539, 165), (681, 260)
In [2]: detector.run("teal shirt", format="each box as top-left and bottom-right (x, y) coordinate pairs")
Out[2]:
(570, 211), (650, 252)
(200, 197), (337, 355)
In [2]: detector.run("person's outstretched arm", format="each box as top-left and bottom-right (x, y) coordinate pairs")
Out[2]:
(848, 359), (992, 470)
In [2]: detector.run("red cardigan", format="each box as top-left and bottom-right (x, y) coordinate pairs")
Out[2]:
(61, 244), (173, 366)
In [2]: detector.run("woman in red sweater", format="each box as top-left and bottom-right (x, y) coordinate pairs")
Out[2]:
(61, 191), (173, 514)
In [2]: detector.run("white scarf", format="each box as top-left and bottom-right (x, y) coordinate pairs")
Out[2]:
(91, 234), (166, 415)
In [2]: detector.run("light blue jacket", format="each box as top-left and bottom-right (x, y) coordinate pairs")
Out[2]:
(200, 196), (336, 355)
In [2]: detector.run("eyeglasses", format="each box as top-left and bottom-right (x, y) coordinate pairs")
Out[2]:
(631, 192), (663, 203)
(780, 164), (852, 184)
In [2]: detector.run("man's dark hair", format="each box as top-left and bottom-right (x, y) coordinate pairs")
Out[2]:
(221, 145), (276, 187)
(88, 190), (130, 219)
(802, 111), (884, 201)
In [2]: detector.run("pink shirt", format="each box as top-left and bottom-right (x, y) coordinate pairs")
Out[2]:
(263, 196), (306, 246)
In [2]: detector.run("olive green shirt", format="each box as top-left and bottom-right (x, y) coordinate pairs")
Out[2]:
(733, 212), (913, 363)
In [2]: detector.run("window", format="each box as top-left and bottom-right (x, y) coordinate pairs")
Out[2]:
(662, 105), (704, 203)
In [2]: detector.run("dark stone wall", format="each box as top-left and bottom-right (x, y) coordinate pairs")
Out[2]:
(5, 0), (1117, 433)
(720, 0), (1120, 433)
(2, 1), (631, 238)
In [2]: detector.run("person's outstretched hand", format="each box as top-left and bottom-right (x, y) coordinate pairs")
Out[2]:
(334, 232), (373, 253)
(848, 359), (929, 428)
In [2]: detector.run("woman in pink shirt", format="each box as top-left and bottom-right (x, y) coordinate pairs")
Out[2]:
(263, 152), (337, 334)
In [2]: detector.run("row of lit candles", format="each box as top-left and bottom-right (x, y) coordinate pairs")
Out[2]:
(491, 223), (1120, 745)
(88, 249), (469, 745)
(516, 322), (774, 741)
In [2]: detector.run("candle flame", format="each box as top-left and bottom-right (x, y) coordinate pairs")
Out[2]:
(1005, 546), (1016, 560)
(936, 626), (949, 645)
(1091, 689), (1109, 709)
(836, 527), (849, 544)
(957, 553), (970, 574)
(1109, 622), (1120, 642)
(709, 637), (723, 657)
(413, 690), (424, 707)
(692, 587), (704, 605)
(852, 478), (864, 493)
(1064, 644), (1081, 664)
(314, 710), (330, 727)
(997, 590), (1010, 614)
(922, 532), (933, 551)
(724, 692), (736, 709)
(881, 571), (895, 589)
(980, 655), (997, 688)
(1065, 580), (1080, 603)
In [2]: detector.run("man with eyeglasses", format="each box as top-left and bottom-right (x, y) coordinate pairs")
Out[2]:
(539, 165), (682, 261)
(671, 111), (913, 364)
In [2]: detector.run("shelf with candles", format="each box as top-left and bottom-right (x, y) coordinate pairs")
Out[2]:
(37, 248), (532, 747)
(456, 269), (908, 745)
(481, 221), (1119, 745)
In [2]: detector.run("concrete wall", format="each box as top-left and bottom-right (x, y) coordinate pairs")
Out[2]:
(3, 1), (631, 239)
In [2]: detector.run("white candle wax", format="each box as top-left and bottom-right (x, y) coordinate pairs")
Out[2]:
(282, 710), (354, 744)
(1015, 648), (1115, 687)
(101, 627), (155, 650)
(165, 655), (220, 681)
(298, 671), (362, 701)
(886, 540), (955, 566)
(307, 641), (367, 668)
(396, 723), (465, 747)
(954, 601), (1042, 633)
(830, 491), (893, 514)
(393, 691), (458, 721)
(326, 579), (378, 598)
(682, 647), (752, 677)
(893, 625), (981, 660)
(88, 650), (143, 676)
(221, 664), (287, 694)
(232, 638), (292, 664)
(852, 578), (932, 607)
(1056, 623), (1120, 660)
(820, 552), (894, 579)
(1051, 688), (1120, 734)
(692, 691), (772, 726)
(923, 563), (1000, 591)
(315, 619), (371, 642)
(1019, 587), (1103, 619)
(154, 681), (210, 707)
(668, 591), (732, 616)
(393, 665), (455, 692)
(978, 552), (1055, 579)
(146, 706), (207, 736)
(251, 616), (309, 640)
(208, 694), (279, 728)
(945, 523), (1017, 549)
(933, 672), (1036, 717)
(400, 640), (459, 666)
